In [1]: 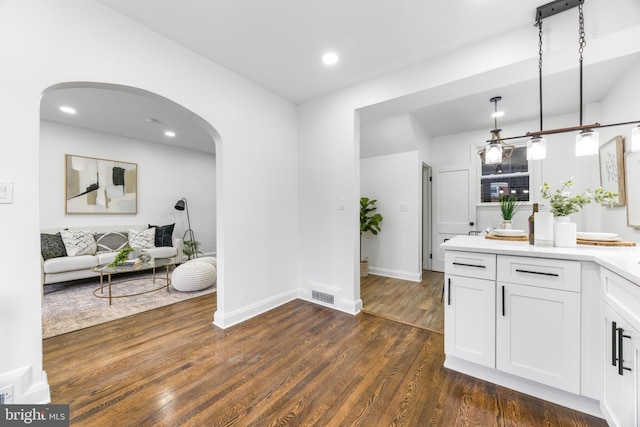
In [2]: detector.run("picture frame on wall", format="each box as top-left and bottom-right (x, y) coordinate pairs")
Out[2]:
(626, 151), (640, 228)
(65, 154), (138, 214)
(599, 135), (626, 206)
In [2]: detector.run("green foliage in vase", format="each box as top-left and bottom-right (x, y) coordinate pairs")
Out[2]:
(183, 240), (203, 260)
(110, 247), (135, 267)
(541, 177), (618, 217)
(499, 194), (525, 220)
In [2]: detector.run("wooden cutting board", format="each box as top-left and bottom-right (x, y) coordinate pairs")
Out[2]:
(485, 234), (528, 242)
(577, 239), (636, 247)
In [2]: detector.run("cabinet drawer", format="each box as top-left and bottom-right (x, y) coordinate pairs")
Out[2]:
(602, 268), (640, 332)
(445, 251), (496, 280)
(497, 255), (580, 292)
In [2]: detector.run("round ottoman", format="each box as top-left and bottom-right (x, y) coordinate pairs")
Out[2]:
(171, 261), (217, 292)
(191, 256), (217, 268)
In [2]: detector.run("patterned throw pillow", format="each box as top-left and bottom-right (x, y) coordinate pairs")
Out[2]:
(95, 231), (130, 254)
(149, 223), (175, 247)
(129, 228), (156, 249)
(41, 233), (67, 260)
(60, 230), (97, 256)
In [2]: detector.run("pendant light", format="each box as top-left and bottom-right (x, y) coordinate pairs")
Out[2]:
(574, 3), (598, 157)
(527, 18), (546, 161)
(477, 0), (640, 161)
(480, 96), (514, 165)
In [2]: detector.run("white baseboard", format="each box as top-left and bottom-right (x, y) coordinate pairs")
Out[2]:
(367, 266), (422, 282)
(212, 289), (297, 329)
(0, 366), (50, 404)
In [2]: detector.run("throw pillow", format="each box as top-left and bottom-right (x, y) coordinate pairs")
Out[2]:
(95, 231), (130, 254)
(149, 223), (175, 247)
(60, 230), (97, 257)
(129, 228), (156, 249)
(41, 232), (67, 260)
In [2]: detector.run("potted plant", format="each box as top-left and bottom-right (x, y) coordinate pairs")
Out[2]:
(360, 197), (383, 277)
(109, 247), (135, 267)
(183, 240), (203, 261)
(541, 177), (618, 247)
(499, 194), (525, 229)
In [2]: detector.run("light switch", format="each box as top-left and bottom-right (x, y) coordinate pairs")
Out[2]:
(0, 181), (13, 204)
(338, 198), (345, 211)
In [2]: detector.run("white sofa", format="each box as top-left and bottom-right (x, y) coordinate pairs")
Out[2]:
(41, 224), (184, 285)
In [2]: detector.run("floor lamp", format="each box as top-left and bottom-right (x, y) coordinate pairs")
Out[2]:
(174, 197), (198, 259)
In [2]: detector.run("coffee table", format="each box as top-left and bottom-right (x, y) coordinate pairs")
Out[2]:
(92, 258), (174, 305)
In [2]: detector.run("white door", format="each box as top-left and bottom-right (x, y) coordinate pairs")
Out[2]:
(496, 282), (581, 393)
(433, 163), (474, 271)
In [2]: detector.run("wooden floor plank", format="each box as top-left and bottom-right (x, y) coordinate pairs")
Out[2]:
(44, 294), (606, 426)
(361, 270), (445, 333)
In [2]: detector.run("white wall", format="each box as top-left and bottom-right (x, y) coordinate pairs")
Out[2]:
(39, 121), (217, 255)
(361, 151), (422, 281)
(0, 0), (297, 403)
(298, 1), (640, 314)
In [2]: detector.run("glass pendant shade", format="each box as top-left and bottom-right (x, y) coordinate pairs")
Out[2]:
(575, 129), (599, 156)
(526, 136), (546, 160)
(485, 141), (503, 165)
(632, 126), (640, 152)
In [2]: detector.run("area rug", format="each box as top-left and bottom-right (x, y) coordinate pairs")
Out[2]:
(42, 270), (216, 338)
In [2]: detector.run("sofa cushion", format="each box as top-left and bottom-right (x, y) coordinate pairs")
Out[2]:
(129, 228), (156, 249)
(41, 232), (67, 260)
(149, 223), (174, 247)
(144, 246), (177, 259)
(95, 231), (130, 254)
(43, 255), (99, 274)
(60, 230), (97, 256)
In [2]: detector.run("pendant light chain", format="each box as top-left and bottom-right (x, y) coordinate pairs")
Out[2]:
(538, 19), (544, 132)
(578, 4), (585, 125)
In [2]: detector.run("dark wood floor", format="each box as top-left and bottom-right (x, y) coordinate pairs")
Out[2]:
(43, 294), (606, 426)
(361, 270), (445, 334)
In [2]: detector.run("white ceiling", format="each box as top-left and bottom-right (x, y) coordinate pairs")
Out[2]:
(41, 0), (640, 153)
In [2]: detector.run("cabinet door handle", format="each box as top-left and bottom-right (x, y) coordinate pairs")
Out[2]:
(612, 321), (618, 368)
(501, 285), (505, 317)
(617, 326), (633, 376)
(515, 269), (559, 277)
(453, 262), (486, 269)
(447, 278), (451, 306)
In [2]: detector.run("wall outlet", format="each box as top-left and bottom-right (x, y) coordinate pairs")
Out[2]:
(0, 384), (13, 404)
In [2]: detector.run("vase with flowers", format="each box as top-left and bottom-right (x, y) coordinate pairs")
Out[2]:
(541, 177), (618, 247)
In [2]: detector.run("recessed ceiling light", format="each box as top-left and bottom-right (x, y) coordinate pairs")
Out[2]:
(59, 106), (76, 114)
(164, 131), (176, 137)
(322, 52), (339, 65)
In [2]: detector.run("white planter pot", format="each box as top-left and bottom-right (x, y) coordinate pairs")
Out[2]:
(554, 216), (577, 248)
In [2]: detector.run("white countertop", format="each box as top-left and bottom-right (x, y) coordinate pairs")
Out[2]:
(441, 235), (640, 286)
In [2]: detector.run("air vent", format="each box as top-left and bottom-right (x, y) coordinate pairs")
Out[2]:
(312, 290), (334, 305)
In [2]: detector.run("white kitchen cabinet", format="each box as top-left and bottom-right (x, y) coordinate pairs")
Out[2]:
(444, 251), (496, 368)
(444, 274), (495, 368)
(601, 268), (640, 427)
(496, 281), (581, 393)
(496, 256), (581, 394)
(602, 303), (640, 427)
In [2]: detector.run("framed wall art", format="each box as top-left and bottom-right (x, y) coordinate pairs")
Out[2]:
(599, 135), (626, 206)
(626, 151), (640, 228)
(65, 154), (137, 214)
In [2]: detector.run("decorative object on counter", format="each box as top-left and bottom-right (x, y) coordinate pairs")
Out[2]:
(541, 177), (619, 248)
(499, 194), (524, 229)
(485, 233), (528, 242)
(528, 203), (539, 245)
(599, 136), (626, 206)
(534, 211), (554, 247)
(360, 197), (383, 277)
